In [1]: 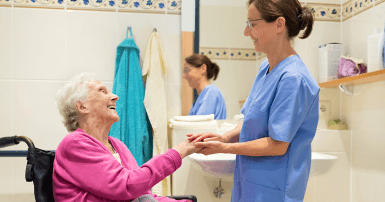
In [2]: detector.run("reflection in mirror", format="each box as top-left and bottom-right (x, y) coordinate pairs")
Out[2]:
(182, 54), (227, 120)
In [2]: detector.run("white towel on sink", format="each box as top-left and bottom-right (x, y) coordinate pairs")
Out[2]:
(169, 119), (217, 129)
(173, 114), (214, 122)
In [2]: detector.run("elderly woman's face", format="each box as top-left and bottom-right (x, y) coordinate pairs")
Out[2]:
(85, 80), (119, 122)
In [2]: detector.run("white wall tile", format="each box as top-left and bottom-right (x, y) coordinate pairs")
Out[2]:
(200, 0), (248, 7)
(0, 157), (14, 194)
(66, 10), (117, 82)
(313, 130), (351, 152)
(343, 8), (374, 64)
(229, 6), (255, 49)
(292, 36), (307, 65)
(304, 176), (315, 202)
(0, 7), (13, 79)
(13, 158), (34, 194)
(167, 83), (181, 120)
(314, 152), (351, 202)
(0, 81), (13, 141)
(13, 81), (67, 150)
(372, 171), (385, 202)
(305, 21), (341, 83)
(200, 5), (232, 48)
(117, 12), (167, 68)
(13, 8), (65, 80)
(166, 14), (182, 84)
(307, 0), (342, 4)
(352, 152), (373, 202)
(373, 1), (385, 29)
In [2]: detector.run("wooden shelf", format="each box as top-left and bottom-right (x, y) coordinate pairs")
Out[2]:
(318, 69), (385, 88)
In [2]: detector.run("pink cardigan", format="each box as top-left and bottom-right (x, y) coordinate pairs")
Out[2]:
(53, 128), (189, 202)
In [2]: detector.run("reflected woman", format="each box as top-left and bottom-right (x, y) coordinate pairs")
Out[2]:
(182, 54), (226, 120)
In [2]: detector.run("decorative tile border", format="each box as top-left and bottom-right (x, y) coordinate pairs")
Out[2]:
(0, 0), (180, 13)
(353, 0), (373, 16)
(199, 47), (229, 60)
(167, 0), (180, 14)
(343, 0), (385, 21)
(13, 0), (64, 9)
(0, 0), (12, 7)
(67, 0), (115, 11)
(200, 47), (266, 61)
(342, 0), (354, 20)
(118, 0), (165, 13)
(307, 4), (341, 22)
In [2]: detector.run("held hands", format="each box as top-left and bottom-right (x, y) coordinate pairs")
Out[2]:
(172, 139), (202, 159)
(186, 133), (229, 155)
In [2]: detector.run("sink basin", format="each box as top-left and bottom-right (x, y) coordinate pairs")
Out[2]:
(310, 152), (338, 176)
(188, 153), (236, 180)
(188, 152), (338, 180)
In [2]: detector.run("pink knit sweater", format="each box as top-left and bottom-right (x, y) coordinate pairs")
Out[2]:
(53, 128), (189, 202)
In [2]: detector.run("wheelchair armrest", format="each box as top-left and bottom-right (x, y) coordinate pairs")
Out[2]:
(166, 195), (197, 202)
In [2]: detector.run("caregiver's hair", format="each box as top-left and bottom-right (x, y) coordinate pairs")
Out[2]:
(56, 72), (95, 132)
(185, 54), (220, 81)
(248, 0), (314, 39)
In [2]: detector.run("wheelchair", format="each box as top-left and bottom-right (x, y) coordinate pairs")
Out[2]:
(0, 136), (197, 202)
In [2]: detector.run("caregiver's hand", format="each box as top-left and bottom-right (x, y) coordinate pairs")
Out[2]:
(193, 141), (229, 155)
(173, 140), (202, 159)
(186, 132), (228, 143)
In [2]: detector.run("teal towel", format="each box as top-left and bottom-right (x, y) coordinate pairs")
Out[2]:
(109, 27), (153, 166)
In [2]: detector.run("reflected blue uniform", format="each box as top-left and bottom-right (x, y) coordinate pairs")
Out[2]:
(231, 55), (320, 202)
(188, 85), (227, 120)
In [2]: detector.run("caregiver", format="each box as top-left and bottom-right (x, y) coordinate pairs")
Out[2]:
(188, 0), (320, 201)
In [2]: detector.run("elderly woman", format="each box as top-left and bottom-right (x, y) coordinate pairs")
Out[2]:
(182, 54), (226, 120)
(53, 73), (199, 202)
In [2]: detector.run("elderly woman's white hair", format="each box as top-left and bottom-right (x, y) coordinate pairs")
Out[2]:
(56, 72), (96, 132)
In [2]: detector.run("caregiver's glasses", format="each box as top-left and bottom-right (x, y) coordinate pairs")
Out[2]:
(246, 18), (264, 29)
(183, 66), (193, 74)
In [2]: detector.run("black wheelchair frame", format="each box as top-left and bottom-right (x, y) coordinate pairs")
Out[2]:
(0, 136), (197, 202)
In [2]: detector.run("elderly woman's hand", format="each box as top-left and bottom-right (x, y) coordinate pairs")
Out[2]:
(172, 140), (202, 159)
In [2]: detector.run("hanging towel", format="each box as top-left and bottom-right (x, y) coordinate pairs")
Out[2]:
(109, 26), (153, 167)
(142, 31), (169, 197)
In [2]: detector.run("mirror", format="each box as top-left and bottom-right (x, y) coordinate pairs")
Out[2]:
(198, 1), (266, 119)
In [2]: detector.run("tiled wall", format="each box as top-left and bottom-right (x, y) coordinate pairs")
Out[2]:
(0, 1), (182, 199)
(341, 1), (385, 202)
(199, 1), (384, 202)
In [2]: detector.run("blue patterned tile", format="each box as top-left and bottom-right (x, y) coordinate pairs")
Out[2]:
(307, 4), (341, 22)
(343, 0), (354, 21)
(353, 0), (373, 15)
(67, 0), (116, 10)
(0, 0), (12, 6)
(200, 47), (229, 60)
(118, 0), (167, 13)
(13, 0), (64, 8)
(167, 0), (180, 14)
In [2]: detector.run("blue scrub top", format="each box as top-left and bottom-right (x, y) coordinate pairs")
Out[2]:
(188, 84), (227, 120)
(232, 55), (320, 202)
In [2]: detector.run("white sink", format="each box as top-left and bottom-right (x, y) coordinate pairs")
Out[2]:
(188, 152), (338, 180)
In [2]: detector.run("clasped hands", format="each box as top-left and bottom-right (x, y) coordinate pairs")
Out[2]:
(186, 132), (230, 155)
